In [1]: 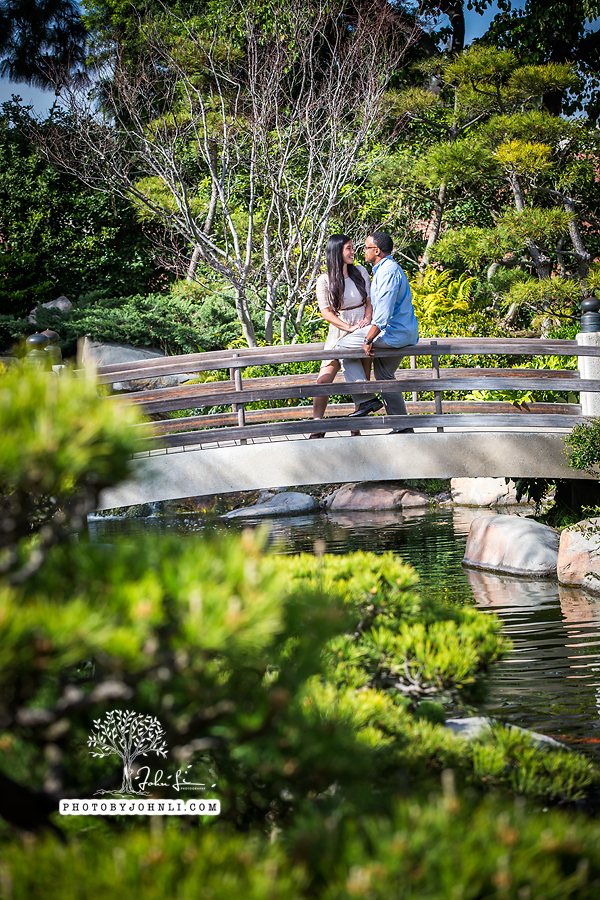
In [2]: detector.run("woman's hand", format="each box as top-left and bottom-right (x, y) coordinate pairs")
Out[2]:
(359, 300), (373, 329)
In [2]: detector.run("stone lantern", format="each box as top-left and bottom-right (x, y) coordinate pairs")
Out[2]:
(25, 333), (51, 370)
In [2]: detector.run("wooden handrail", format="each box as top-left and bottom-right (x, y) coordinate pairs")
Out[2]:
(138, 401), (581, 435)
(98, 338), (600, 446)
(122, 374), (597, 417)
(93, 337), (600, 384)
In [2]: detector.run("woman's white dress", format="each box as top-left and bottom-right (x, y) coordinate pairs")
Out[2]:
(316, 264), (371, 366)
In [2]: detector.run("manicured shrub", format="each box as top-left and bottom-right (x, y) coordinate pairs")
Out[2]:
(0, 291), (241, 357)
(2, 365), (600, 900)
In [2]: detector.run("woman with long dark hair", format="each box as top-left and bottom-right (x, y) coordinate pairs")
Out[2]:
(310, 234), (372, 437)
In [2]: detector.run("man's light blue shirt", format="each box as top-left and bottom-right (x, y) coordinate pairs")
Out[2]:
(371, 255), (419, 347)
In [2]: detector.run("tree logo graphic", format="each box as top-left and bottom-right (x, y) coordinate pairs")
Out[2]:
(88, 710), (168, 796)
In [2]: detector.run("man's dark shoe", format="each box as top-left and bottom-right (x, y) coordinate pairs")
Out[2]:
(348, 398), (384, 418)
(389, 427), (414, 434)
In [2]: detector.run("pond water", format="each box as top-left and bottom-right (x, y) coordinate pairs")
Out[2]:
(88, 506), (600, 756)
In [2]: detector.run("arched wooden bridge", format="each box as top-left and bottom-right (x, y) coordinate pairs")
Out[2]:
(95, 337), (600, 509)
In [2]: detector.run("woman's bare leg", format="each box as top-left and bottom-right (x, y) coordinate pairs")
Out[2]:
(311, 362), (339, 435)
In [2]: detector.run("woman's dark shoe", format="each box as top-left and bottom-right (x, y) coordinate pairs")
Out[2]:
(309, 432), (325, 439)
(350, 430), (361, 437)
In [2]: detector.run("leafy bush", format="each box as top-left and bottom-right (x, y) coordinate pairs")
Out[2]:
(0, 364), (146, 581)
(5, 792), (600, 898)
(284, 552), (506, 706)
(0, 106), (165, 320)
(409, 269), (475, 326)
(0, 291), (241, 356)
(3, 364), (600, 899)
(565, 418), (600, 474)
(0, 826), (305, 899)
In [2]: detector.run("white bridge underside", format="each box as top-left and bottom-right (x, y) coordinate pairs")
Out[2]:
(98, 429), (594, 510)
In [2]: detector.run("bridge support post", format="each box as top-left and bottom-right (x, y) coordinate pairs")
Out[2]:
(230, 353), (247, 445)
(577, 332), (600, 417)
(409, 355), (418, 403)
(431, 340), (443, 433)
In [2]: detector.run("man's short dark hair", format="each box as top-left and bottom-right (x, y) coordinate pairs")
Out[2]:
(370, 232), (393, 256)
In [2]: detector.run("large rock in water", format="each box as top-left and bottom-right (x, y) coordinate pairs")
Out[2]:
(222, 492), (319, 518)
(451, 477), (526, 507)
(557, 518), (600, 594)
(326, 482), (429, 511)
(445, 717), (562, 749)
(80, 338), (194, 391)
(463, 515), (559, 577)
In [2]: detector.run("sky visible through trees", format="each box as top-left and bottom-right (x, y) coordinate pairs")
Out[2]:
(0, 0), (527, 113)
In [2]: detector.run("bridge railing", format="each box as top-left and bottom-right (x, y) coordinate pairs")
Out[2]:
(94, 337), (600, 448)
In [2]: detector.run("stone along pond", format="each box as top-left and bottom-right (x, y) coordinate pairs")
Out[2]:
(88, 505), (600, 757)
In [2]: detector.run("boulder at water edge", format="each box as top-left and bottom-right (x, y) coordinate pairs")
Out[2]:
(222, 492), (318, 518)
(557, 518), (600, 594)
(463, 515), (559, 577)
(29, 295), (72, 323)
(80, 338), (194, 390)
(451, 477), (527, 507)
(325, 482), (429, 511)
(445, 717), (562, 749)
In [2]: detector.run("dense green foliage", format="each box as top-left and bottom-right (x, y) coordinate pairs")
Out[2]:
(2, 367), (600, 900)
(0, 290), (240, 356)
(565, 417), (600, 474)
(484, 0), (600, 120)
(0, 362), (146, 581)
(0, 105), (167, 323)
(2, 8), (599, 352)
(7, 794), (600, 898)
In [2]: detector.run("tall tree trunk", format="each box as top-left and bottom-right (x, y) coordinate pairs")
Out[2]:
(187, 244), (202, 282)
(263, 221), (275, 344)
(187, 154), (220, 283)
(563, 198), (591, 293)
(203, 148), (219, 236)
(419, 181), (447, 275)
(234, 288), (258, 347)
(508, 170), (552, 280)
(264, 284), (275, 344)
(280, 309), (289, 346)
(556, 234), (567, 277)
(440, 0), (465, 55)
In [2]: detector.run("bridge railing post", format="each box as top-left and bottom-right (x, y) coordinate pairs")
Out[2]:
(409, 355), (418, 403)
(578, 295), (600, 417)
(430, 340), (443, 433)
(230, 353), (247, 445)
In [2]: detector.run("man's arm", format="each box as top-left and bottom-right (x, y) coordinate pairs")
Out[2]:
(371, 268), (402, 332)
(363, 324), (381, 357)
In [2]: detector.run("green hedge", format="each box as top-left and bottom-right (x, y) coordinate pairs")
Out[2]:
(0, 292), (240, 356)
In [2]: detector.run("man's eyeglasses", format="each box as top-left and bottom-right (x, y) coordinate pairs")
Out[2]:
(363, 244), (378, 251)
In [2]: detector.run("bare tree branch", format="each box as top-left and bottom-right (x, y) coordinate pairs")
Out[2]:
(29, 0), (415, 345)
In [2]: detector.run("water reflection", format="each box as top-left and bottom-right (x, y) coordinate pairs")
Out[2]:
(466, 568), (600, 749)
(88, 505), (600, 753)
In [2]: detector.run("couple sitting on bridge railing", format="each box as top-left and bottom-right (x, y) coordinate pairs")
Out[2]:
(310, 231), (419, 438)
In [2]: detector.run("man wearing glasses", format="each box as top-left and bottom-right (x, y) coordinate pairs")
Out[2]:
(335, 231), (419, 433)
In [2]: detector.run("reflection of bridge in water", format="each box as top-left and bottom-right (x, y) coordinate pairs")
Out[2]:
(96, 337), (600, 509)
